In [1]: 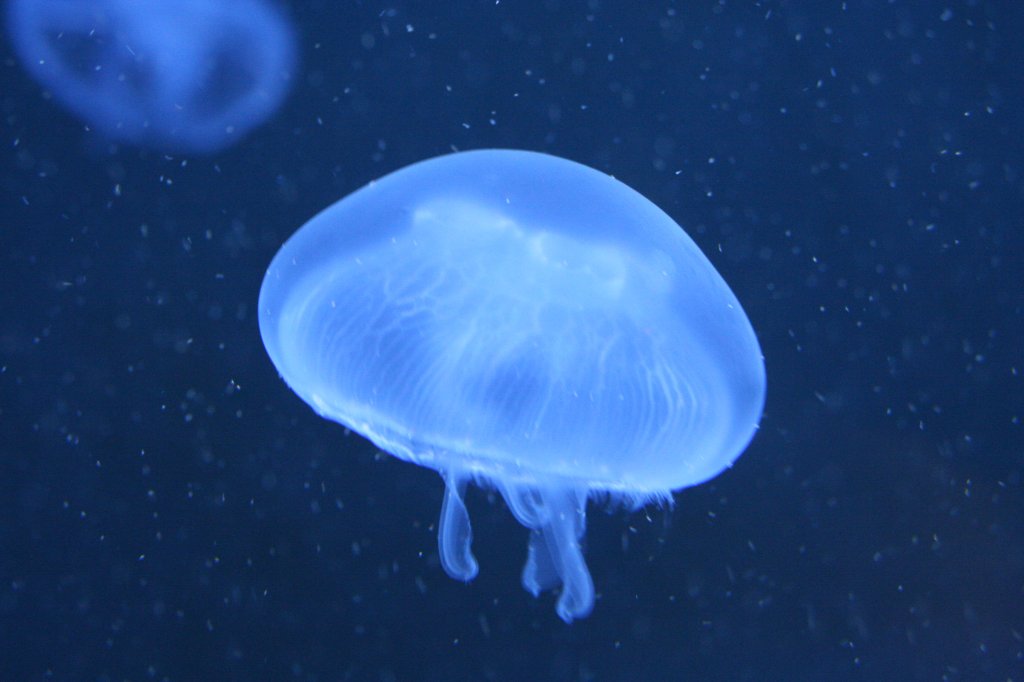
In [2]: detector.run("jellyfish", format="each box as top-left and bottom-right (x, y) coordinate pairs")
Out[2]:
(6, 0), (296, 154)
(258, 149), (766, 622)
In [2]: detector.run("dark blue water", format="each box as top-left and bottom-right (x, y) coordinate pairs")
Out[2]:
(2, 1), (1021, 680)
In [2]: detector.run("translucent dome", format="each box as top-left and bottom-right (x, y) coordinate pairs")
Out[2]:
(259, 149), (766, 621)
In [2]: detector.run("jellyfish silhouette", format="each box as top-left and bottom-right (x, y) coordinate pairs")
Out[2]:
(6, 0), (296, 153)
(258, 150), (766, 622)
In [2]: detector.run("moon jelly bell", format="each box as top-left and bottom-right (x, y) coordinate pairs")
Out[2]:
(258, 149), (766, 622)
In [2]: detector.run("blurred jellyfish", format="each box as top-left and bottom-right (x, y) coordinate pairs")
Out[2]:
(7, 0), (297, 153)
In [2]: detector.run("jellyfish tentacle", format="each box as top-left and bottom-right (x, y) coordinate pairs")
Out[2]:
(437, 470), (478, 581)
(498, 482), (594, 622)
(521, 528), (560, 595)
(538, 487), (594, 623)
(496, 479), (548, 527)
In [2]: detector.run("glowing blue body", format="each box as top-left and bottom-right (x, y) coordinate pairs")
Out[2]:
(6, 0), (295, 153)
(259, 150), (766, 621)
